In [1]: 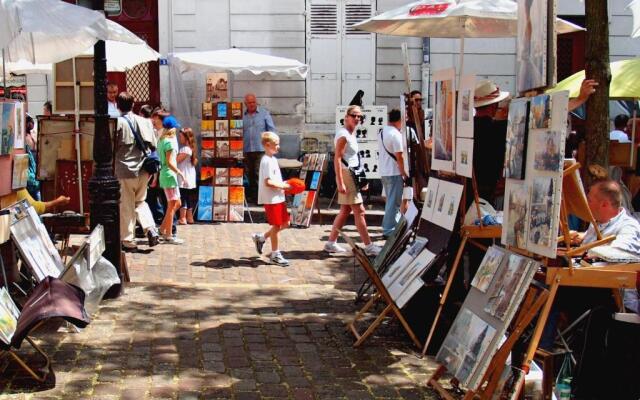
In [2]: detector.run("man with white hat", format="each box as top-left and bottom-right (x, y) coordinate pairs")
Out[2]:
(473, 80), (511, 204)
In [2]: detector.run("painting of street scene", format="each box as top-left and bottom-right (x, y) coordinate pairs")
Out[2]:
(533, 130), (562, 172)
(528, 177), (556, 247)
(504, 99), (529, 179)
(433, 78), (454, 162)
(471, 246), (506, 293)
(503, 181), (529, 248)
(484, 254), (530, 320)
(529, 94), (551, 129)
(437, 308), (496, 385)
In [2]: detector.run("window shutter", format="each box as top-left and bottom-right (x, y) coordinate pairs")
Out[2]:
(344, 3), (371, 35)
(310, 4), (338, 36)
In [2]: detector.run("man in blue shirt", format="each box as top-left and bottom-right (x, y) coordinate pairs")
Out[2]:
(243, 93), (276, 202)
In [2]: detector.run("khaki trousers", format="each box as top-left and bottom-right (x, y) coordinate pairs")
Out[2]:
(119, 172), (155, 242)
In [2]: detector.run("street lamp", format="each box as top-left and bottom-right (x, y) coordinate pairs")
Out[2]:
(89, 0), (122, 297)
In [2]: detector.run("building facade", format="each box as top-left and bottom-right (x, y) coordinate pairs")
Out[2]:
(24, 0), (640, 135)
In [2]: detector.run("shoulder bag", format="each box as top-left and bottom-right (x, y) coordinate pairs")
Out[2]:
(124, 116), (160, 175)
(341, 154), (368, 191)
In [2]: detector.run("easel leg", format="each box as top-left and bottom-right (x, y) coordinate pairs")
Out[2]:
(421, 231), (469, 357)
(393, 304), (422, 349)
(353, 304), (393, 347)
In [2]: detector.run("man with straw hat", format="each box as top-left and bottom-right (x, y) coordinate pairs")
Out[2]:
(473, 80), (511, 204)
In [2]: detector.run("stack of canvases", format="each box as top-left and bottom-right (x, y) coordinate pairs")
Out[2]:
(379, 178), (464, 309)
(501, 91), (569, 258)
(198, 101), (245, 222)
(435, 246), (540, 392)
(290, 153), (326, 227)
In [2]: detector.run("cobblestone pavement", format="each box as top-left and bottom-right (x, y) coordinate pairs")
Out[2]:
(0, 223), (441, 399)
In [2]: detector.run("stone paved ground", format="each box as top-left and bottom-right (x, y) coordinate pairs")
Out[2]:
(0, 223), (442, 399)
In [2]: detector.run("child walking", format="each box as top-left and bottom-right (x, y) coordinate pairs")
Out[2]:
(177, 128), (198, 224)
(158, 122), (185, 244)
(251, 132), (291, 266)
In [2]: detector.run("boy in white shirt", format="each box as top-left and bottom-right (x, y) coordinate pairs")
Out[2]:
(251, 132), (291, 266)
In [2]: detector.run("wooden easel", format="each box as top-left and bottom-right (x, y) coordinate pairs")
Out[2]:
(427, 283), (550, 400)
(342, 231), (422, 348)
(420, 171), (502, 357)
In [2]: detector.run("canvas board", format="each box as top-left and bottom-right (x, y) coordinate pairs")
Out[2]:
(455, 138), (473, 178)
(471, 246), (506, 293)
(501, 180), (529, 249)
(430, 180), (464, 231)
(1, 102), (15, 155)
(431, 68), (456, 172)
(516, 0), (548, 93)
(387, 248), (436, 304)
(381, 237), (428, 289)
(532, 130), (562, 172)
(11, 153), (29, 190)
(206, 73), (229, 102)
(456, 74), (476, 139)
(437, 247), (539, 389)
(335, 105), (387, 179)
(421, 178), (441, 222)
(197, 186), (213, 221)
(14, 101), (24, 150)
(504, 98), (530, 180)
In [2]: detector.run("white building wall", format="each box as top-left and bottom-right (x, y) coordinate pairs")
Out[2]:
(153, 0), (640, 133)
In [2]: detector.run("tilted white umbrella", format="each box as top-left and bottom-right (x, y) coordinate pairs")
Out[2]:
(0, 0), (112, 64)
(1, 20), (158, 75)
(629, 0), (640, 38)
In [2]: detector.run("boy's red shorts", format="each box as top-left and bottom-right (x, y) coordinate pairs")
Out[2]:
(264, 202), (290, 226)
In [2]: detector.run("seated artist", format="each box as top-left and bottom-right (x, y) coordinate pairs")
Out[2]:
(1, 189), (70, 215)
(542, 180), (640, 399)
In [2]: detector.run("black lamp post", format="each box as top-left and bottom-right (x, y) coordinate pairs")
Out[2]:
(89, 0), (122, 297)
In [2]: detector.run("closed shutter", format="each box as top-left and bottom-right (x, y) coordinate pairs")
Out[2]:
(341, 1), (375, 105)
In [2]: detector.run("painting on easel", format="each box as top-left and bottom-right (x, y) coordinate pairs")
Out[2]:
(484, 255), (531, 320)
(502, 180), (529, 248)
(431, 68), (456, 173)
(436, 308), (497, 386)
(528, 177), (556, 248)
(504, 99), (529, 180)
(471, 246), (506, 293)
(516, 0), (548, 93)
(532, 130), (562, 172)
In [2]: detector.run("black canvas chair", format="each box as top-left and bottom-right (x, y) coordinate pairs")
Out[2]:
(0, 276), (90, 382)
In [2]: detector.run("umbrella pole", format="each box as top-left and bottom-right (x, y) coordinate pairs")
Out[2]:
(2, 49), (7, 99)
(632, 101), (637, 169)
(458, 33), (465, 84)
(72, 58), (84, 214)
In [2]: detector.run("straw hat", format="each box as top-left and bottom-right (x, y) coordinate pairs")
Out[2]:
(474, 80), (510, 108)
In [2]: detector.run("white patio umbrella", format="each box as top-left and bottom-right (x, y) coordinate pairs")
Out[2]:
(354, 0), (583, 78)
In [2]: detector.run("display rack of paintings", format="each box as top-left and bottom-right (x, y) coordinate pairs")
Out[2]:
(335, 105), (387, 179)
(198, 99), (245, 223)
(501, 91), (568, 258)
(432, 246), (539, 390)
(290, 153), (326, 228)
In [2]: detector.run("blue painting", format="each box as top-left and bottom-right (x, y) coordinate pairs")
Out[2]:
(197, 186), (213, 221)
(1, 103), (15, 155)
(309, 171), (321, 190)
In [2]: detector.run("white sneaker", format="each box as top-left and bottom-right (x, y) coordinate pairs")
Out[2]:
(324, 242), (347, 253)
(364, 243), (382, 256)
(162, 235), (184, 245)
(269, 252), (290, 267)
(251, 233), (265, 255)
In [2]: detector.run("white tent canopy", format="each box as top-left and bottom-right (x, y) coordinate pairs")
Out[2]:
(169, 48), (308, 78)
(168, 48), (308, 132)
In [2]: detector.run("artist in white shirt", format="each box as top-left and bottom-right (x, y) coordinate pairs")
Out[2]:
(377, 109), (408, 238)
(609, 114), (630, 143)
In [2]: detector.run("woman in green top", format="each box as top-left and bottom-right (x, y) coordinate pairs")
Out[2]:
(158, 123), (185, 244)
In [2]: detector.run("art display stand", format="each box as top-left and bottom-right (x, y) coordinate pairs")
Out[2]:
(343, 235), (422, 349)
(290, 154), (327, 228)
(421, 171), (502, 357)
(427, 282), (550, 400)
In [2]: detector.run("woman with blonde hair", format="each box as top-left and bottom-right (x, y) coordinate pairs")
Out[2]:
(158, 116), (185, 244)
(177, 128), (198, 224)
(324, 105), (381, 256)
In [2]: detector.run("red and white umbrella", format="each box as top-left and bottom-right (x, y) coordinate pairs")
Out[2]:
(353, 0), (582, 38)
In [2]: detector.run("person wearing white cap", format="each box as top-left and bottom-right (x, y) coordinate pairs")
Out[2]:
(472, 80), (511, 204)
